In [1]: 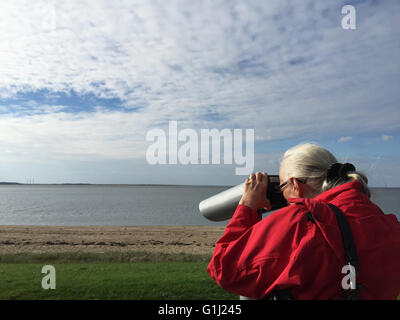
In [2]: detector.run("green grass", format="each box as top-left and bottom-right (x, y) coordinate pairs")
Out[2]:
(0, 251), (213, 264)
(0, 252), (237, 300)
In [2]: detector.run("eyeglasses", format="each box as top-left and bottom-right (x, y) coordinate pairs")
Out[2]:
(279, 178), (307, 192)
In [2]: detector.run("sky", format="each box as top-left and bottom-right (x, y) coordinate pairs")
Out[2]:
(0, 0), (399, 186)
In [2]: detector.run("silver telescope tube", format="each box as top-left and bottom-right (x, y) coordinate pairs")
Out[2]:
(199, 175), (286, 221)
(199, 183), (244, 221)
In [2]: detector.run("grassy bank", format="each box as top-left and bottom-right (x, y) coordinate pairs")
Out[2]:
(0, 252), (237, 300)
(0, 251), (213, 264)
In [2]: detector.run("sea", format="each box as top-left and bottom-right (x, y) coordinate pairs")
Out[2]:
(0, 185), (399, 226)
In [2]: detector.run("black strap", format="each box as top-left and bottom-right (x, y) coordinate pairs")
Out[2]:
(327, 203), (359, 274)
(327, 203), (363, 300)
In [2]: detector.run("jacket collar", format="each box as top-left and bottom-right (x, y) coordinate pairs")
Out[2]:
(313, 180), (363, 203)
(287, 180), (362, 203)
(287, 180), (365, 207)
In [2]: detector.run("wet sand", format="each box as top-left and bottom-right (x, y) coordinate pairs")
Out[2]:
(0, 226), (226, 255)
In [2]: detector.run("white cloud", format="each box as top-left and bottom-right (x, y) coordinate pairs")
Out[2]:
(338, 136), (353, 143)
(0, 109), (154, 161)
(381, 135), (393, 142)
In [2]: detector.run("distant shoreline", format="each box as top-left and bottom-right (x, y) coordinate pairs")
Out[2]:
(0, 182), (233, 187)
(0, 182), (398, 188)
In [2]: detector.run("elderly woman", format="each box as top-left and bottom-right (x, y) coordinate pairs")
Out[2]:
(207, 143), (400, 299)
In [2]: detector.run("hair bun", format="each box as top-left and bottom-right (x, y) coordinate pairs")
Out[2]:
(327, 162), (356, 181)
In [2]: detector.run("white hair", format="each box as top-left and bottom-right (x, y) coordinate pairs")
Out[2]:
(280, 143), (370, 197)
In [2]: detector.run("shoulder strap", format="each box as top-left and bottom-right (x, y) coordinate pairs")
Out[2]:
(327, 203), (362, 300)
(326, 203), (359, 273)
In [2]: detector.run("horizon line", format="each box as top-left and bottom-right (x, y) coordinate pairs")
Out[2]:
(0, 182), (398, 189)
(0, 182), (233, 187)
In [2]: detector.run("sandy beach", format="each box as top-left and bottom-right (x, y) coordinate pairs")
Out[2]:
(0, 226), (226, 255)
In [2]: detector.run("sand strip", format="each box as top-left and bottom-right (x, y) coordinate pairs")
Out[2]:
(0, 226), (225, 255)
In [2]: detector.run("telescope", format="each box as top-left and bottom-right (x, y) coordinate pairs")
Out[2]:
(199, 175), (287, 221)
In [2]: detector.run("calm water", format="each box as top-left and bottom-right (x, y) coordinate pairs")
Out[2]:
(0, 185), (399, 226)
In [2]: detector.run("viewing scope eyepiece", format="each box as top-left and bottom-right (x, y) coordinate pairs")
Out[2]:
(199, 175), (287, 221)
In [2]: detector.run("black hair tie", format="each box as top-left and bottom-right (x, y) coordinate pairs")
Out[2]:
(327, 162), (356, 181)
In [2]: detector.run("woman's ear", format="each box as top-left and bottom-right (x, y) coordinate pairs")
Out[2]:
(290, 177), (304, 198)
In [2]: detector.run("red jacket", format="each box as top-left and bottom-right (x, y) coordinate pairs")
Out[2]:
(207, 181), (400, 299)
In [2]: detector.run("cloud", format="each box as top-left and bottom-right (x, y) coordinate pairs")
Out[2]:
(338, 136), (353, 143)
(0, 109), (154, 161)
(381, 135), (393, 142)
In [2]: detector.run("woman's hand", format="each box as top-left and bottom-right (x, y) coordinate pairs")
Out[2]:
(239, 172), (271, 211)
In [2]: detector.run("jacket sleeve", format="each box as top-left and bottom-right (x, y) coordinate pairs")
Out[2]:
(207, 204), (294, 299)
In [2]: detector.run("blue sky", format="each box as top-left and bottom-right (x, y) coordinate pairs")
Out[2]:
(0, 0), (399, 186)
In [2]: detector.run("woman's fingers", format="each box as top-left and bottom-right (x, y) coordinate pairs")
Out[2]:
(245, 173), (256, 185)
(246, 172), (268, 186)
(241, 172), (270, 210)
